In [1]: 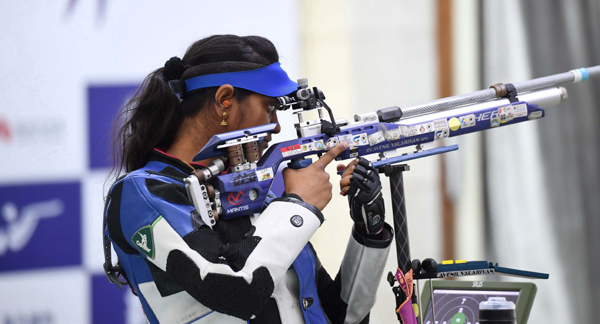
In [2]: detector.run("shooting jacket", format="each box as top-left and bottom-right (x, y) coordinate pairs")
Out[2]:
(104, 149), (393, 324)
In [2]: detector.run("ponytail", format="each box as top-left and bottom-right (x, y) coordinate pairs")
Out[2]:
(111, 64), (183, 176)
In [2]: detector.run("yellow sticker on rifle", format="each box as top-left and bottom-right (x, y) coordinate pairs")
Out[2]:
(449, 117), (461, 131)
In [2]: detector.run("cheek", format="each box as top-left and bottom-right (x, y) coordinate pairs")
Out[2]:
(244, 110), (270, 127)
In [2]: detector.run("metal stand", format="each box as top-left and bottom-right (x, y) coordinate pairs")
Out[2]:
(382, 164), (419, 324)
(384, 164), (411, 273)
(379, 146), (459, 323)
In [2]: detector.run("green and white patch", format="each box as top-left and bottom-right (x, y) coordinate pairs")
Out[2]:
(132, 216), (162, 259)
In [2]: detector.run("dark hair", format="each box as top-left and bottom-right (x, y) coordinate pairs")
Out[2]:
(110, 35), (280, 177)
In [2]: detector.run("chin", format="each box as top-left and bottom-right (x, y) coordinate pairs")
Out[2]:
(258, 141), (269, 155)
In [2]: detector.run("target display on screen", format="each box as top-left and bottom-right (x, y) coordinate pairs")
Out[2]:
(422, 289), (519, 324)
(420, 281), (537, 324)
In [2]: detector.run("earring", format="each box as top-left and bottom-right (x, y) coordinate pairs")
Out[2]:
(221, 111), (228, 126)
(221, 100), (230, 126)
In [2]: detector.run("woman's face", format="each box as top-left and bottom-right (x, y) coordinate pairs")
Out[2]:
(228, 93), (281, 153)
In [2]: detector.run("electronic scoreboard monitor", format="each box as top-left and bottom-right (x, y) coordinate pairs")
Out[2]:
(420, 281), (537, 324)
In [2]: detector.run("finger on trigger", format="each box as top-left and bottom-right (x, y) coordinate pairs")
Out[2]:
(317, 142), (348, 168)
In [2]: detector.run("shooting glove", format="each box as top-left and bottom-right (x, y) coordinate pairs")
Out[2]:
(346, 158), (385, 236)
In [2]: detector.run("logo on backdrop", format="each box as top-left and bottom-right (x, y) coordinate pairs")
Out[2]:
(0, 182), (81, 272)
(0, 118), (11, 142)
(0, 115), (65, 146)
(0, 199), (64, 256)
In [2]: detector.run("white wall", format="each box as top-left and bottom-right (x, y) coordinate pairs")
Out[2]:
(301, 1), (442, 322)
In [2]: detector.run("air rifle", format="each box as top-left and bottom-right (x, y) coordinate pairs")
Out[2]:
(184, 66), (599, 228)
(184, 65), (598, 323)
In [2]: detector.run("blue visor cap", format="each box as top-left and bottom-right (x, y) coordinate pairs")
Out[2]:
(184, 62), (298, 97)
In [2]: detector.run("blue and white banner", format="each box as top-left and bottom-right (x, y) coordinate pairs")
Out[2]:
(0, 182), (81, 272)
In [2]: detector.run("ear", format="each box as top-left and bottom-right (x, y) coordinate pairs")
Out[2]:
(213, 84), (235, 116)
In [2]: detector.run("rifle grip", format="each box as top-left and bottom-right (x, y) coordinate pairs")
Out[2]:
(288, 157), (312, 169)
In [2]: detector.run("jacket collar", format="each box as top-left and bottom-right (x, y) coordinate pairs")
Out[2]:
(149, 148), (207, 175)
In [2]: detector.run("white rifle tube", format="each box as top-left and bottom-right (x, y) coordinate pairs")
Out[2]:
(401, 65), (599, 118)
(400, 87), (567, 125)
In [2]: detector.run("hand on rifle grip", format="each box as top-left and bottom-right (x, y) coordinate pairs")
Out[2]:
(282, 143), (348, 210)
(340, 157), (385, 236)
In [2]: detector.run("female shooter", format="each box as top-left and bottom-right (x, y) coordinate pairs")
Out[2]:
(103, 35), (393, 324)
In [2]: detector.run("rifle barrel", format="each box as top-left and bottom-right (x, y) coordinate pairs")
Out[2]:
(401, 65), (600, 118)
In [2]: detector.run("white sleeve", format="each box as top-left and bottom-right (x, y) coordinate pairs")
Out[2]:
(339, 223), (393, 324)
(147, 197), (324, 320)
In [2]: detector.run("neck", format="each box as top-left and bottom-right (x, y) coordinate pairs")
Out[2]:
(166, 116), (219, 166)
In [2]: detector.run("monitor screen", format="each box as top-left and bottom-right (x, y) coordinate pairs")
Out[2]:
(419, 281), (538, 324)
(422, 289), (520, 324)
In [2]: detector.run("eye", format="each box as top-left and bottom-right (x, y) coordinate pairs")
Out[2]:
(267, 99), (278, 113)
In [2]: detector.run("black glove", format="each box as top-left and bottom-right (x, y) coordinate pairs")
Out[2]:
(346, 158), (385, 236)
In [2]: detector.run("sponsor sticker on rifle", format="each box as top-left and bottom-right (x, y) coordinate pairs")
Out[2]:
(506, 105), (515, 122)
(351, 133), (369, 146)
(368, 131), (385, 145)
(529, 111), (543, 120)
(433, 118), (449, 130)
(256, 167), (274, 182)
(385, 128), (400, 140)
(325, 137), (339, 149)
(339, 134), (354, 147)
(301, 143), (314, 152)
(408, 126), (417, 136)
(459, 114), (476, 128)
(425, 122), (434, 132)
(434, 127), (450, 140)
(498, 105), (514, 123)
(314, 139), (325, 150)
(416, 122), (434, 134)
(398, 126), (409, 137)
(281, 144), (302, 157)
(490, 116), (501, 128)
(233, 171), (257, 186)
(513, 103), (528, 118)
